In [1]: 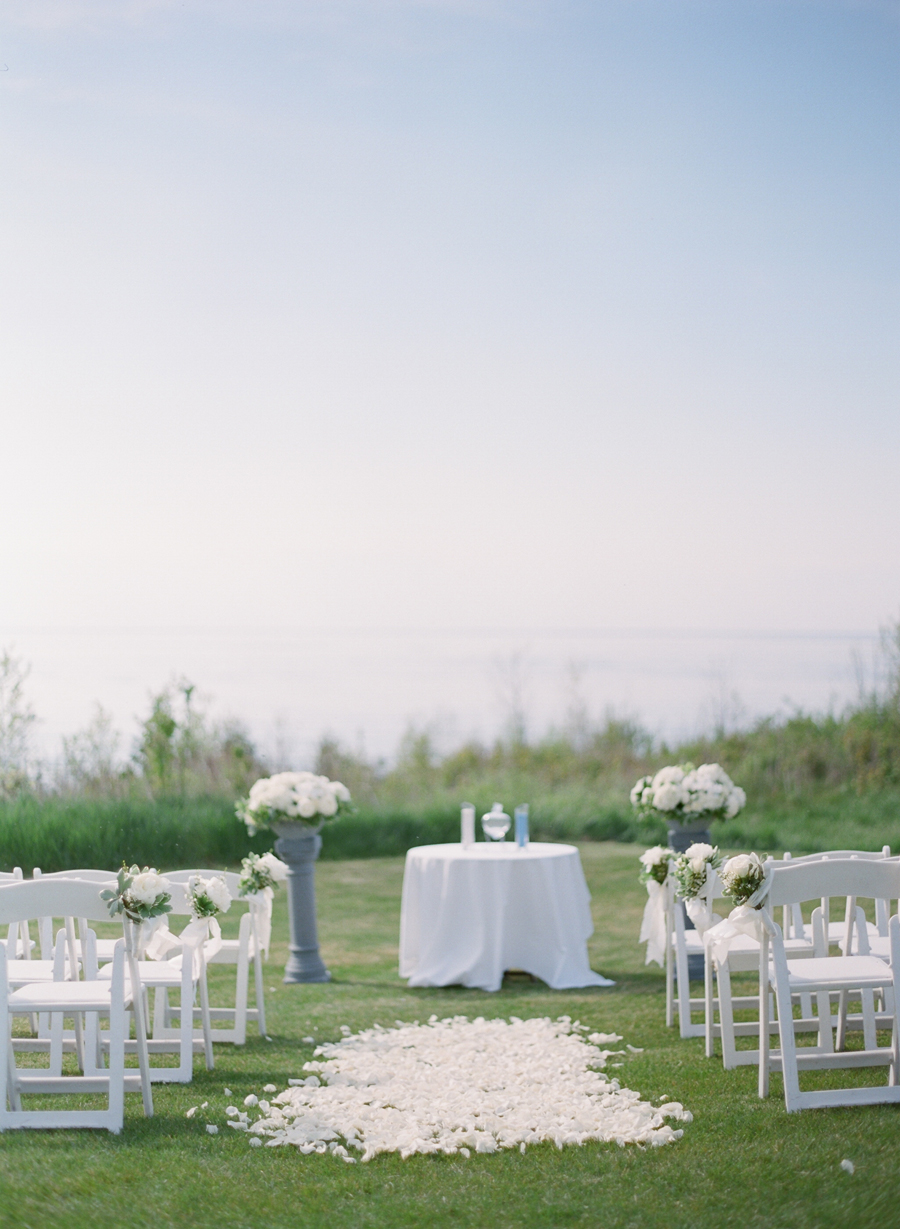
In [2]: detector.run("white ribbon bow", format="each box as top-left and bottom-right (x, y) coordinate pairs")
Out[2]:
(143, 915), (223, 976)
(247, 888), (274, 960)
(703, 868), (773, 965)
(684, 897), (723, 936)
(640, 880), (668, 968)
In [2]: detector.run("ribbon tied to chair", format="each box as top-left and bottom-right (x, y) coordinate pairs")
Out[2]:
(143, 916), (223, 975)
(702, 867), (774, 965)
(640, 880), (668, 968)
(247, 888), (274, 960)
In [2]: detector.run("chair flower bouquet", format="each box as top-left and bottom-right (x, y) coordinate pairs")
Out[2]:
(238, 851), (290, 897)
(236, 772), (353, 837)
(101, 865), (172, 925)
(673, 842), (723, 934)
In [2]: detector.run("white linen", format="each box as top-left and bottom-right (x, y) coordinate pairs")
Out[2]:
(399, 842), (613, 992)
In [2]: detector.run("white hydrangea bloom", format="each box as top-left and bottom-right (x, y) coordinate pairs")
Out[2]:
(129, 871), (169, 906)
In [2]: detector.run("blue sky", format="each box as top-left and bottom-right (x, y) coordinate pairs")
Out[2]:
(2, 0), (898, 640)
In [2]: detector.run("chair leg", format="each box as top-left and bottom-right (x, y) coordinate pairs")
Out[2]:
(106, 1004), (125, 1133)
(758, 933), (770, 1099)
(704, 951), (715, 1059)
(198, 970), (214, 1071)
(665, 932), (674, 1028)
(253, 949), (267, 1038)
(49, 1011), (64, 1076)
(233, 946), (250, 1046)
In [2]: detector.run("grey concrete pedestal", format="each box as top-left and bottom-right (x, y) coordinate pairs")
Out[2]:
(272, 822), (331, 984)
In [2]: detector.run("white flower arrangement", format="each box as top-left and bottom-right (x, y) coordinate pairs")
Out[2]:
(672, 842), (722, 901)
(718, 851), (768, 907)
(236, 771), (353, 836)
(638, 845), (674, 887)
(630, 763), (746, 825)
(101, 865), (172, 924)
(239, 851), (290, 896)
(186, 874), (232, 919)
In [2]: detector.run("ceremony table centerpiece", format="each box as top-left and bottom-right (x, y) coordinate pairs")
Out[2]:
(630, 763), (746, 852)
(236, 772), (352, 984)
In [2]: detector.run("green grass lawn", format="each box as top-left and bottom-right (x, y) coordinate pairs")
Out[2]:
(2, 843), (898, 1229)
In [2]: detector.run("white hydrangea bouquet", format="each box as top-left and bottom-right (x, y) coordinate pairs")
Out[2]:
(674, 842), (723, 935)
(101, 865), (172, 924)
(630, 763), (746, 827)
(638, 845), (674, 887)
(703, 852), (773, 965)
(186, 874), (232, 919)
(673, 842), (722, 901)
(239, 851), (289, 897)
(236, 771), (353, 836)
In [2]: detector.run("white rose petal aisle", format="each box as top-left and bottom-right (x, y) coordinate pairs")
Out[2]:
(205, 1017), (691, 1161)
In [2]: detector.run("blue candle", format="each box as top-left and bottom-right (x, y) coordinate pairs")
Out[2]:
(514, 804), (529, 848)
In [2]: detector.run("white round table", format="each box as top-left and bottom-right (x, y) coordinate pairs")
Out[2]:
(399, 842), (614, 993)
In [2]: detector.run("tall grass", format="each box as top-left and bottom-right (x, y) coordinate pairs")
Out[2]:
(2, 627), (900, 870)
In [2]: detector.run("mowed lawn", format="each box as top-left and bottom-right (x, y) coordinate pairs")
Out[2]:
(1, 842), (898, 1229)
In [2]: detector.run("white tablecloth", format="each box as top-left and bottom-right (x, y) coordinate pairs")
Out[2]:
(399, 842), (614, 993)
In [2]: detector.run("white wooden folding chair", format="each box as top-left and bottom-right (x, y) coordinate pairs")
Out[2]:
(758, 857), (900, 1112)
(702, 865), (819, 1069)
(780, 848), (892, 951)
(666, 876), (708, 1039)
(162, 870), (268, 1044)
(95, 882), (215, 1082)
(0, 878), (153, 1132)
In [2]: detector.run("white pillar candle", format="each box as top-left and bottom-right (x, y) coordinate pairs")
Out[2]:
(460, 803), (475, 848)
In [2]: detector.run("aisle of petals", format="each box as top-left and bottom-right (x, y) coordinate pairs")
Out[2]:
(216, 1015), (692, 1161)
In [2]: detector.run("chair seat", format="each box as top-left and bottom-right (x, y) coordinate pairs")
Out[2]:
(9, 980), (121, 1012)
(5, 960), (68, 986)
(782, 954), (892, 991)
(97, 960), (185, 987)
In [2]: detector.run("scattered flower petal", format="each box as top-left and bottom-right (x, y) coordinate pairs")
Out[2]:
(223, 1088), (232, 1097)
(237, 1017), (689, 1160)
(185, 1106), (198, 1119)
(841, 1159), (855, 1175)
(206, 1125), (218, 1135)
(244, 1095), (259, 1107)
(263, 1084), (277, 1093)
(249, 1137), (262, 1147)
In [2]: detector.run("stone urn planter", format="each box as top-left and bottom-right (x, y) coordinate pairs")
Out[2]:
(271, 821), (331, 984)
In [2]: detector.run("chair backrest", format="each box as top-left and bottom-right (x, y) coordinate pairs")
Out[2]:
(767, 857), (900, 910)
(780, 847), (892, 865)
(33, 869), (117, 883)
(0, 878), (113, 926)
(164, 869), (242, 899)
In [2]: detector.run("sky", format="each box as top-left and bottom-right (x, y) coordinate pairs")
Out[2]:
(1, 1), (898, 756)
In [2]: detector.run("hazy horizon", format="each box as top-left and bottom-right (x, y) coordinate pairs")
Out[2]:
(2, 2), (897, 763)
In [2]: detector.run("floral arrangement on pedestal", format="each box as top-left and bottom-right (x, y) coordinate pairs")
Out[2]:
(630, 763), (746, 826)
(236, 772), (353, 836)
(239, 851), (289, 896)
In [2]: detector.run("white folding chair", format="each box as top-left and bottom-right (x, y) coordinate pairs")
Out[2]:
(758, 857), (900, 1112)
(780, 848), (892, 951)
(163, 870), (268, 1044)
(0, 878), (153, 1132)
(96, 882), (215, 1082)
(666, 876), (708, 1039)
(33, 869), (120, 964)
(702, 865), (819, 1070)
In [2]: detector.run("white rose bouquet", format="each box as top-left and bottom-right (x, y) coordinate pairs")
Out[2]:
(638, 845), (674, 887)
(239, 851), (289, 896)
(631, 763), (746, 825)
(186, 874), (232, 919)
(236, 771), (353, 836)
(672, 842), (722, 901)
(101, 865), (172, 924)
(718, 852), (768, 907)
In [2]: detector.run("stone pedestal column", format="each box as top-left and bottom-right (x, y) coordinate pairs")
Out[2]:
(272, 823), (331, 984)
